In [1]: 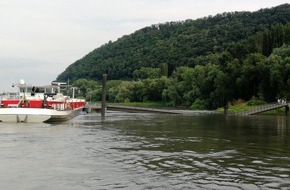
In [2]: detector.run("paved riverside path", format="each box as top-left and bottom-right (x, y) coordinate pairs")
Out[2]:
(86, 103), (289, 116)
(88, 104), (216, 115)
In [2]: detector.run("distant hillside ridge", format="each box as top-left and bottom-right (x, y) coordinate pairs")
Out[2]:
(57, 3), (290, 82)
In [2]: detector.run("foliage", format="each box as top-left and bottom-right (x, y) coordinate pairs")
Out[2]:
(57, 4), (290, 82)
(71, 79), (100, 101)
(109, 77), (170, 103)
(132, 67), (161, 80)
(56, 4), (290, 109)
(190, 99), (206, 110)
(111, 101), (168, 108)
(246, 96), (267, 106)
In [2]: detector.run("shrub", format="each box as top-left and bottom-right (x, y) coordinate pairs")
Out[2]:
(246, 97), (266, 106)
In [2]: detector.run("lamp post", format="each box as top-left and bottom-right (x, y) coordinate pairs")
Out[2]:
(71, 87), (79, 99)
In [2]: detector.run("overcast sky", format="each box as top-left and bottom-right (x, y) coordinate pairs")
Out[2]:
(0, 0), (288, 92)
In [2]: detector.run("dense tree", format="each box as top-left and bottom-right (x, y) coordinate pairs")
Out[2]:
(71, 79), (100, 100)
(57, 4), (290, 82)
(55, 4), (290, 109)
(132, 67), (161, 80)
(268, 46), (290, 99)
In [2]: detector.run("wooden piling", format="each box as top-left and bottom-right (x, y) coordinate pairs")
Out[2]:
(101, 74), (107, 117)
(224, 101), (228, 116)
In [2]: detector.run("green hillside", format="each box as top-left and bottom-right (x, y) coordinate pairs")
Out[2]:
(57, 4), (290, 81)
(57, 4), (290, 109)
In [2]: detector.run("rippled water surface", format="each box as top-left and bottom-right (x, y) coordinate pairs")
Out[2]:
(0, 112), (290, 190)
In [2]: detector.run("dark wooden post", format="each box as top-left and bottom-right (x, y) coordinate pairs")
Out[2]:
(285, 105), (289, 116)
(224, 101), (228, 116)
(101, 74), (107, 117)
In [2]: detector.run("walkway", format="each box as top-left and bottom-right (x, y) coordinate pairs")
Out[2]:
(236, 102), (289, 116)
(87, 104), (216, 115)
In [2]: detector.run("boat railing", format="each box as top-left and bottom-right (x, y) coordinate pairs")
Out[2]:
(0, 92), (20, 100)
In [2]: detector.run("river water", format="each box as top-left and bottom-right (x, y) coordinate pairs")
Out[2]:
(0, 112), (289, 190)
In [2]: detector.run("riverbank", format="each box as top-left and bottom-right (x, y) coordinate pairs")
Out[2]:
(89, 101), (287, 116)
(111, 101), (288, 116)
(90, 105), (217, 116)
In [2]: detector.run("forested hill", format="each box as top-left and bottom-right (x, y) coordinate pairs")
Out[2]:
(57, 3), (290, 82)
